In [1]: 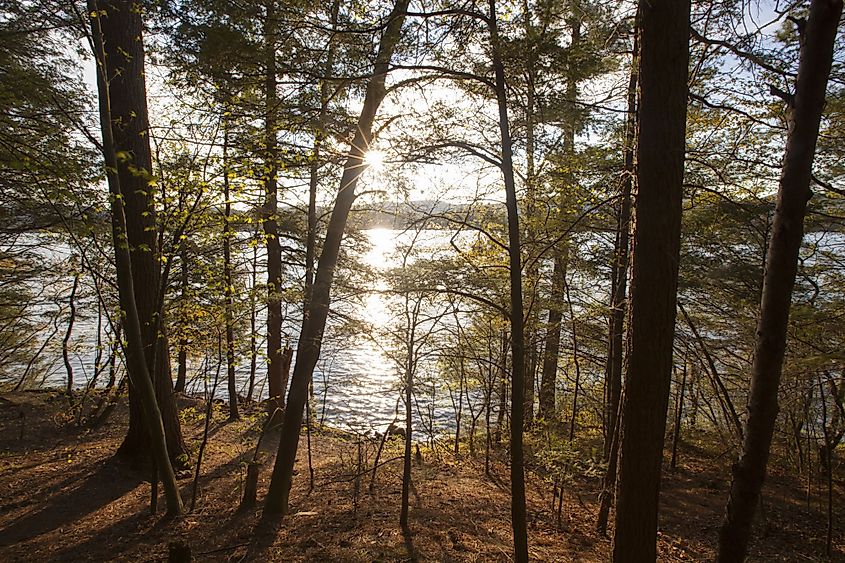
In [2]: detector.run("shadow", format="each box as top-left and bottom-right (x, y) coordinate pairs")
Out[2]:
(485, 466), (511, 494)
(402, 526), (418, 563)
(192, 447), (255, 489)
(49, 510), (146, 562)
(0, 457), (141, 547)
(241, 513), (284, 561)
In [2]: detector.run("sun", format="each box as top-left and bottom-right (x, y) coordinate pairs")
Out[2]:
(363, 149), (386, 171)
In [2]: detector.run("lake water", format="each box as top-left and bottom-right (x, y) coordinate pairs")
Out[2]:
(14, 228), (480, 438)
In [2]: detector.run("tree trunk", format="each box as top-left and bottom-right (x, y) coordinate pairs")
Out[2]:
(263, 0), (410, 516)
(63, 271), (80, 395)
(611, 0), (689, 558)
(96, 0), (187, 466)
(175, 242), (188, 393)
(400, 306), (415, 531)
(564, 266), (581, 442)
(247, 234), (258, 403)
(488, 0), (528, 559)
(222, 125), (239, 421)
(603, 30), (637, 457)
(262, 0), (285, 415)
(88, 0), (182, 515)
(494, 328), (509, 444)
(538, 252), (564, 421)
(670, 360), (687, 470)
(596, 395), (621, 535)
(716, 1), (842, 559)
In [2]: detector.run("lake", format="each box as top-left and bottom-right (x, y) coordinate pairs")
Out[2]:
(15, 228), (483, 438)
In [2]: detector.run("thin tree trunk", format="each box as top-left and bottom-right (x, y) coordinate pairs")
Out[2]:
(611, 0), (689, 557)
(603, 30), (637, 457)
(488, 1), (528, 559)
(263, 0), (285, 416)
(263, 0), (410, 516)
(717, 3), (842, 557)
(400, 304), (415, 530)
(63, 271), (80, 395)
(495, 328), (508, 444)
(191, 341), (223, 511)
(671, 360), (687, 470)
(680, 303), (743, 441)
(247, 234), (258, 403)
(539, 252), (564, 421)
(175, 242), (189, 393)
(222, 124), (239, 421)
(564, 267), (581, 442)
(596, 394), (621, 535)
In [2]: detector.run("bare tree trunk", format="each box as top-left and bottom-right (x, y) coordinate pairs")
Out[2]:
(222, 125), (239, 421)
(564, 267), (581, 442)
(400, 307), (415, 531)
(87, 0), (182, 515)
(247, 235), (258, 403)
(670, 360), (687, 470)
(539, 252), (564, 421)
(717, 2), (843, 558)
(611, 0), (689, 557)
(680, 303), (743, 441)
(63, 271), (80, 395)
(95, 0), (187, 465)
(488, 1), (528, 559)
(175, 243), (188, 393)
(596, 396), (621, 535)
(494, 328), (508, 444)
(263, 0), (410, 516)
(262, 0), (285, 417)
(603, 29), (637, 457)
(191, 339), (223, 511)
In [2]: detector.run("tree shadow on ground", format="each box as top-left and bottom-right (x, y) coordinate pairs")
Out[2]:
(402, 525), (418, 562)
(242, 514), (284, 561)
(0, 457), (141, 548)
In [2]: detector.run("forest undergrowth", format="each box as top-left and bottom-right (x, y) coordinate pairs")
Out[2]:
(0, 390), (841, 562)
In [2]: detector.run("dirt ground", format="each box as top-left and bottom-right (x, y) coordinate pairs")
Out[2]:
(0, 390), (842, 562)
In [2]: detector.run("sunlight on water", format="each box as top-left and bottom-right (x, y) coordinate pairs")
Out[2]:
(361, 228), (394, 329)
(33, 228), (466, 437)
(362, 227), (395, 268)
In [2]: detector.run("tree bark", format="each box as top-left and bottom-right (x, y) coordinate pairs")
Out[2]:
(538, 251), (564, 421)
(96, 0), (187, 465)
(400, 299), (417, 531)
(670, 361), (687, 470)
(88, 0), (182, 515)
(488, 0), (528, 559)
(63, 271), (80, 395)
(222, 124), (239, 421)
(175, 242), (188, 393)
(611, 0), (689, 558)
(262, 0), (285, 415)
(263, 0), (410, 516)
(603, 29), (637, 457)
(716, 1), (842, 559)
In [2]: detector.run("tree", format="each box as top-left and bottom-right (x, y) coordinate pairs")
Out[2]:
(717, 0), (843, 559)
(93, 0), (187, 464)
(611, 0), (689, 559)
(86, 0), (183, 516)
(263, 0), (411, 516)
(487, 0), (529, 558)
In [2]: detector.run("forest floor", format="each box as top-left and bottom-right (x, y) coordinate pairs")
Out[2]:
(0, 389), (842, 562)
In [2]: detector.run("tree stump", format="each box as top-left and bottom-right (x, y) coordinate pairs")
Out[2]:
(240, 461), (259, 509)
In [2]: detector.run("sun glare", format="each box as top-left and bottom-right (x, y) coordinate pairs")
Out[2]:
(363, 149), (386, 171)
